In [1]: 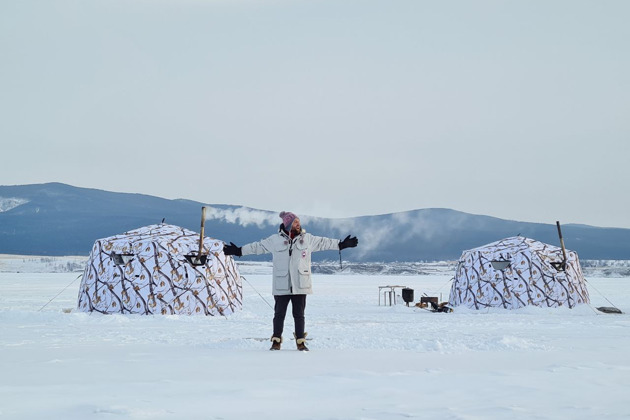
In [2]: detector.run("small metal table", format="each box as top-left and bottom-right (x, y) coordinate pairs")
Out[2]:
(378, 285), (407, 306)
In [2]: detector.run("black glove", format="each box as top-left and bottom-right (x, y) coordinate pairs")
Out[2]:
(223, 242), (242, 257)
(339, 235), (358, 250)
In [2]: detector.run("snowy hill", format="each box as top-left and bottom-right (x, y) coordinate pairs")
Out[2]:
(2, 182), (630, 261)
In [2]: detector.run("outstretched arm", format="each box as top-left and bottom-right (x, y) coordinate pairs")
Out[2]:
(240, 236), (276, 256)
(307, 234), (359, 252)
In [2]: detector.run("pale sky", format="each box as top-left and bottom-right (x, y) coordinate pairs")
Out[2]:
(1, 0), (629, 227)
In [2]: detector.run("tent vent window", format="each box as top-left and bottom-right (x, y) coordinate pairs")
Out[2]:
(551, 261), (566, 272)
(491, 260), (511, 271)
(112, 253), (135, 265)
(185, 254), (207, 266)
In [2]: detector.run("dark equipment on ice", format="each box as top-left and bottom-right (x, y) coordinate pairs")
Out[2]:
(421, 296), (438, 307)
(415, 296), (452, 312)
(596, 306), (623, 314)
(402, 288), (414, 306)
(185, 206), (208, 266)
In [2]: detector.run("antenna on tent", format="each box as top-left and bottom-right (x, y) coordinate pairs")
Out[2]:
(551, 220), (568, 272)
(185, 206), (208, 266)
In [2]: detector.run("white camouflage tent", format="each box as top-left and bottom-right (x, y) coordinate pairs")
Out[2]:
(448, 236), (590, 310)
(77, 223), (242, 316)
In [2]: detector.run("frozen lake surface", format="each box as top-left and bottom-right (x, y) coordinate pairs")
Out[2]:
(0, 261), (629, 419)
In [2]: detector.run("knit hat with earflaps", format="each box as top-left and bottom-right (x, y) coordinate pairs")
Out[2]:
(280, 211), (298, 231)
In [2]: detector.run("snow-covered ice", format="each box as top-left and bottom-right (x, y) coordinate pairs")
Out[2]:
(1, 259), (629, 419)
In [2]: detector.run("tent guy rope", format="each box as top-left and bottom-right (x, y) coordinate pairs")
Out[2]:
(241, 275), (274, 310)
(585, 278), (622, 313)
(38, 273), (82, 312)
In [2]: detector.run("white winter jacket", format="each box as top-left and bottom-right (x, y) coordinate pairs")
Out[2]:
(240, 229), (339, 295)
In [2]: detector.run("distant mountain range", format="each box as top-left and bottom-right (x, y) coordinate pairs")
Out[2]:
(1, 183), (629, 261)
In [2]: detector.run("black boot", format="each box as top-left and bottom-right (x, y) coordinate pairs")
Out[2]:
(270, 336), (282, 351)
(294, 332), (309, 351)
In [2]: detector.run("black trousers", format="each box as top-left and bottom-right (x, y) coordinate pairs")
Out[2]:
(273, 294), (307, 339)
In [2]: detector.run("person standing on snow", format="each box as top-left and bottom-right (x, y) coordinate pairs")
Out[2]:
(223, 211), (358, 351)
